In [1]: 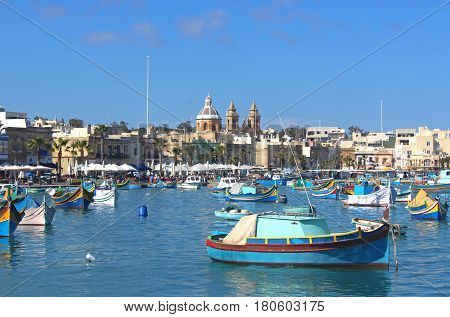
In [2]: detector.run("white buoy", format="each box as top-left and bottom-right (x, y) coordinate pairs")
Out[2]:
(86, 253), (96, 262)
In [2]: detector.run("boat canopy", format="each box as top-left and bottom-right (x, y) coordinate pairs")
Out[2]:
(256, 215), (330, 237)
(223, 214), (257, 245)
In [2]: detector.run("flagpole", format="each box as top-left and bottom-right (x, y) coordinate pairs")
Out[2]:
(146, 56), (150, 135)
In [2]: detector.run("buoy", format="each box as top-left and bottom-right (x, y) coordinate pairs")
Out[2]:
(278, 194), (287, 204)
(86, 253), (95, 262)
(139, 206), (148, 217)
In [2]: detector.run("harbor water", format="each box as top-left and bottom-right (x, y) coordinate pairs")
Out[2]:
(0, 187), (449, 296)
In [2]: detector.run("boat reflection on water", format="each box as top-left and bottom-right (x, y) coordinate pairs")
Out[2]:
(208, 262), (391, 297)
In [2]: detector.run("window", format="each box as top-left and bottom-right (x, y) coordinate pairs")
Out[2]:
(134, 148), (137, 156)
(426, 141), (431, 146)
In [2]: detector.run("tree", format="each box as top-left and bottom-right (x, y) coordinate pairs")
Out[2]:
(94, 125), (108, 162)
(215, 144), (226, 164)
(53, 137), (69, 181)
(26, 137), (51, 165)
(348, 126), (363, 136)
(177, 121), (193, 133)
(182, 144), (195, 165)
(275, 147), (288, 169)
(71, 139), (91, 163)
(119, 121), (129, 132)
(171, 147), (182, 165)
(154, 138), (168, 174)
(69, 118), (84, 128)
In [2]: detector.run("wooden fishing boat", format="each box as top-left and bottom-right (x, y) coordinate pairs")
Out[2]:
(93, 188), (116, 206)
(341, 187), (397, 207)
(215, 205), (252, 221)
(115, 179), (141, 190)
(352, 218), (406, 235)
(311, 181), (339, 199)
(395, 188), (411, 203)
(206, 213), (390, 267)
(407, 190), (448, 220)
(226, 184), (278, 202)
(12, 193), (56, 226)
(178, 183), (200, 190)
(154, 180), (177, 188)
(411, 183), (450, 192)
(49, 187), (93, 210)
(211, 190), (227, 198)
(0, 200), (24, 236)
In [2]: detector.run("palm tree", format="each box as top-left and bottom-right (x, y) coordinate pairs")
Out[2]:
(26, 137), (51, 165)
(94, 124), (108, 162)
(171, 146), (182, 165)
(216, 144), (226, 164)
(275, 147), (288, 169)
(182, 144), (195, 165)
(73, 139), (91, 163)
(53, 137), (69, 181)
(154, 137), (168, 174)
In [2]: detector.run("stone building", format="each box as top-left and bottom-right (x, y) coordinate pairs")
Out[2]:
(195, 95), (222, 133)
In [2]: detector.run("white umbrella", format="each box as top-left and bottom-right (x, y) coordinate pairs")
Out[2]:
(74, 159), (79, 175)
(120, 164), (138, 172)
(171, 162), (175, 176)
(150, 159), (155, 170)
(104, 164), (121, 172)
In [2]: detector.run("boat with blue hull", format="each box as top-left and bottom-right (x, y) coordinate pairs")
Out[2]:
(206, 212), (390, 267)
(407, 190), (448, 220)
(226, 184), (278, 202)
(214, 205), (252, 221)
(311, 181), (339, 199)
(0, 200), (24, 237)
(50, 187), (93, 210)
(115, 179), (141, 190)
(411, 183), (450, 192)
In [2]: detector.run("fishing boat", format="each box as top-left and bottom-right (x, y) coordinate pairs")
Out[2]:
(283, 205), (317, 214)
(49, 186), (93, 210)
(154, 180), (177, 188)
(15, 195), (56, 226)
(0, 200), (24, 236)
(341, 187), (397, 207)
(215, 205), (252, 221)
(407, 190), (448, 220)
(411, 183), (450, 192)
(115, 179), (141, 190)
(206, 212), (390, 267)
(310, 181), (339, 199)
(395, 187), (412, 203)
(226, 183), (278, 202)
(93, 188), (116, 206)
(352, 218), (407, 236)
(211, 190), (227, 198)
(178, 183), (200, 190)
(213, 177), (239, 190)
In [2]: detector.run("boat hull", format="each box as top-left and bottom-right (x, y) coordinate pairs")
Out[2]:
(227, 186), (278, 202)
(206, 226), (389, 267)
(214, 211), (250, 221)
(411, 183), (450, 191)
(0, 202), (23, 237)
(311, 187), (338, 199)
(409, 201), (447, 220)
(93, 188), (116, 206)
(51, 187), (93, 210)
(21, 204), (56, 226)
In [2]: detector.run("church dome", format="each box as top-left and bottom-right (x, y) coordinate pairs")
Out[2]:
(196, 95), (221, 120)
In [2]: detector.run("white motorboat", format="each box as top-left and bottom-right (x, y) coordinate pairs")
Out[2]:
(93, 188), (116, 206)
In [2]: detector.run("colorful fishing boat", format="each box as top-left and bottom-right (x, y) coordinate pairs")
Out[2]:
(226, 183), (278, 202)
(14, 195), (56, 226)
(0, 200), (24, 237)
(395, 187), (412, 203)
(341, 187), (397, 207)
(206, 212), (390, 267)
(407, 190), (448, 220)
(311, 181), (339, 199)
(93, 188), (116, 206)
(352, 218), (407, 236)
(215, 205), (252, 221)
(49, 187), (93, 210)
(411, 183), (450, 192)
(115, 179), (141, 190)
(211, 190), (227, 198)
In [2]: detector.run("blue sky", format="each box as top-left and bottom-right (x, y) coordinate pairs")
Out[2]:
(1, 0), (449, 131)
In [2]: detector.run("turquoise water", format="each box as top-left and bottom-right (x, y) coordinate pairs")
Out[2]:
(0, 187), (449, 297)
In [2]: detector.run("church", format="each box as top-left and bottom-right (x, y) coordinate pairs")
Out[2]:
(195, 94), (261, 137)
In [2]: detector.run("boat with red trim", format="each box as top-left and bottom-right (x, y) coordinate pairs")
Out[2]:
(206, 211), (390, 267)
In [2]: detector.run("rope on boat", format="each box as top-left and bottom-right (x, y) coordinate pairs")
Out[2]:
(277, 114), (314, 215)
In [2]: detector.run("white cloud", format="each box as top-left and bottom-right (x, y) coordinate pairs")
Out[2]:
(134, 22), (165, 46)
(85, 31), (120, 45)
(178, 10), (227, 39)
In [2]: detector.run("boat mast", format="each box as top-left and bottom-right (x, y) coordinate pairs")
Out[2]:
(380, 100), (383, 132)
(146, 56), (150, 136)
